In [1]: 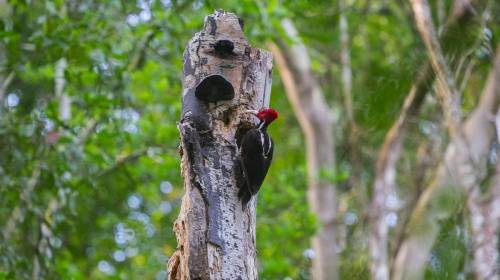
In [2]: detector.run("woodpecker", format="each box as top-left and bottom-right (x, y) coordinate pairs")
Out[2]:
(238, 108), (279, 206)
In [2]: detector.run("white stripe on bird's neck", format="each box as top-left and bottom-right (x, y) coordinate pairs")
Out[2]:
(258, 121), (266, 130)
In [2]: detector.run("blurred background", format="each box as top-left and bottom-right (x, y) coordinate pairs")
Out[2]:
(0, 0), (499, 279)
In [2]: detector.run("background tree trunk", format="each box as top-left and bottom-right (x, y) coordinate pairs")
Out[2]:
(469, 107), (500, 279)
(368, 0), (484, 278)
(269, 18), (338, 280)
(167, 10), (273, 280)
(392, 0), (500, 274)
(339, 0), (362, 201)
(393, 44), (500, 280)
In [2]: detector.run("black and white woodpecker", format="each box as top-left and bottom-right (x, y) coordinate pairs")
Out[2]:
(238, 108), (279, 206)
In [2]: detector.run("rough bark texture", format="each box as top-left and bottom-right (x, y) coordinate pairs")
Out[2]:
(392, 0), (500, 275)
(167, 10), (273, 280)
(269, 18), (337, 280)
(368, 1), (480, 278)
(468, 47), (500, 280)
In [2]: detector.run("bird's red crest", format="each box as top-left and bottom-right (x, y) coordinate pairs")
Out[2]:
(257, 108), (279, 124)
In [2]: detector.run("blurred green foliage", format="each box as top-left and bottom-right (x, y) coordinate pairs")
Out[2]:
(0, 0), (498, 279)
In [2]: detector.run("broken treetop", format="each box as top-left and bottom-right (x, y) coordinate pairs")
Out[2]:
(181, 10), (273, 130)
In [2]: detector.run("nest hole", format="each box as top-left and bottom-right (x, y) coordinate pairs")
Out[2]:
(195, 75), (235, 103)
(222, 108), (237, 126)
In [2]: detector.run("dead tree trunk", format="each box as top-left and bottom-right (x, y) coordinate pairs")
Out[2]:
(167, 10), (273, 280)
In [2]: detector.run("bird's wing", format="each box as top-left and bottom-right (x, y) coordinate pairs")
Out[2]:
(240, 129), (273, 195)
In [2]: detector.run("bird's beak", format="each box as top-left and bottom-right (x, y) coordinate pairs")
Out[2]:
(244, 109), (259, 116)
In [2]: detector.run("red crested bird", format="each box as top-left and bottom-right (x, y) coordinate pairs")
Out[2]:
(238, 108), (278, 206)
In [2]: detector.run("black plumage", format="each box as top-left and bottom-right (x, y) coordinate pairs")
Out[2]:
(238, 125), (274, 206)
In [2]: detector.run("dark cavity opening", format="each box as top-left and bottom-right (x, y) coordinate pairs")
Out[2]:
(194, 75), (235, 102)
(214, 40), (234, 55)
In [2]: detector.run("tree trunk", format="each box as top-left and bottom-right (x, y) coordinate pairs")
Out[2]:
(269, 18), (338, 280)
(469, 157), (500, 280)
(167, 10), (273, 280)
(466, 46), (500, 280)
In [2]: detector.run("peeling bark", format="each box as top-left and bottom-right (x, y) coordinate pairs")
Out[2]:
(167, 10), (272, 280)
(269, 18), (337, 280)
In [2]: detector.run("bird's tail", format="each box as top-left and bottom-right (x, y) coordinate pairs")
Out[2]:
(238, 187), (252, 208)
(235, 159), (251, 208)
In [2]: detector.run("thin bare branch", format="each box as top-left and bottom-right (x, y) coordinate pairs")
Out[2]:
(368, 71), (428, 280)
(0, 71), (15, 114)
(78, 118), (98, 145)
(96, 148), (149, 178)
(411, 0), (464, 134)
(339, 0), (363, 204)
(2, 163), (42, 241)
(0, 71), (14, 97)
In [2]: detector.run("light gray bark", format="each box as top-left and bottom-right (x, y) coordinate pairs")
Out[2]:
(469, 161), (500, 280)
(55, 58), (71, 121)
(167, 10), (272, 280)
(393, 45), (500, 279)
(339, 0), (362, 203)
(269, 18), (337, 280)
(468, 48), (500, 280)
(368, 1), (479, 278)
(392, 0), (500, 275)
